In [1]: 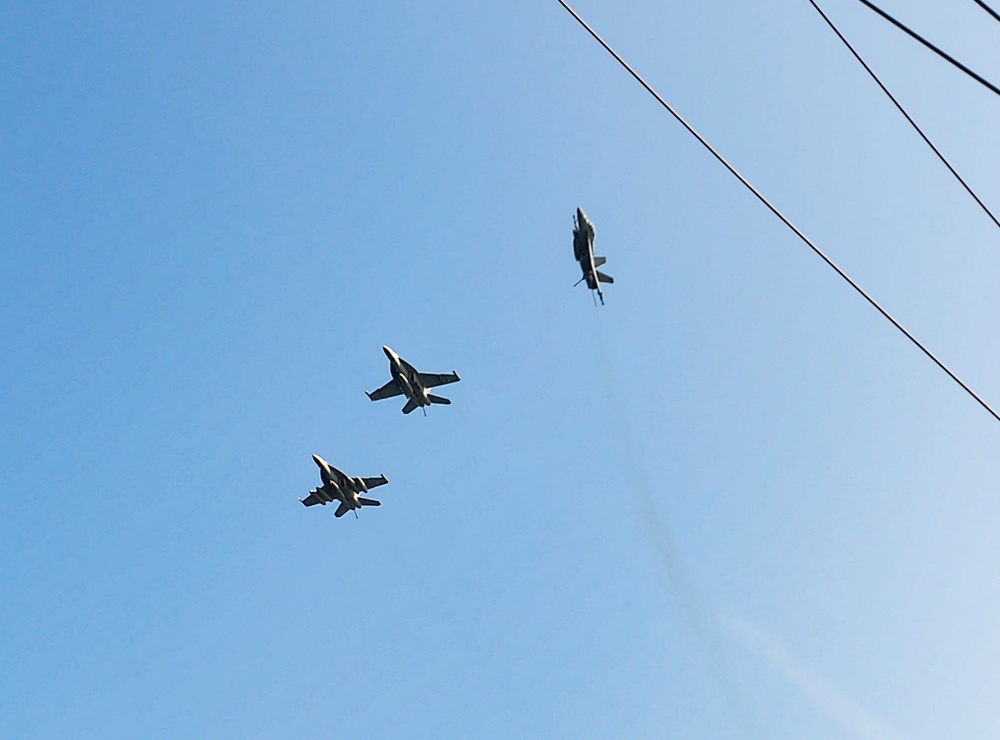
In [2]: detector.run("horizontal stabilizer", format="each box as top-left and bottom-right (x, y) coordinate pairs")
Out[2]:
(428, 394), (451, 405)
(594, 256), (606, 267)
(402, 398), (420, 414)
(596, 270), (614, 284)
(358, 498), (381, 507)
(334, 502), (351, 518)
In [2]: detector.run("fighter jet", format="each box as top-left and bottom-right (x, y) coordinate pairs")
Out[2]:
(366, 345), (461, 414)
(572, 207), (613, 305)
(300, 454), (389, 519)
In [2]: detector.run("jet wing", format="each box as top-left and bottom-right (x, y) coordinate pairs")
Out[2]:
(417, 371), (460, 388)
(300, 490), (325, 507)
(361, 475), (389, 490)
(367, 379), (403, 401)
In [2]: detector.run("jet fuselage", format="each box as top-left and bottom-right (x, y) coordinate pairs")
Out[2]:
(574, 208), (599, 291)
(312, 453), (364, 511)
(574, 208), (596, 265)
(572, 207), (612, 304)
(383, 345), (431, 409)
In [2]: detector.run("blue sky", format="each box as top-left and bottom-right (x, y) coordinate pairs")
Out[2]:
(3, 1), (1000, 737)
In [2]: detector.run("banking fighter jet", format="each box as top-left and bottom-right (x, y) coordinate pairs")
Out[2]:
(300, 454), (388, 519)
(572, 207), (613, 305)
(366, 345), (460, 415)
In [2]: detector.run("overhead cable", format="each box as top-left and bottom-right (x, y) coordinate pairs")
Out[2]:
(809, 0), (1000, 233)
(554, 0), (1000, 426)
(973, 0), (1000, 24)
(856, 0), (1000, 99)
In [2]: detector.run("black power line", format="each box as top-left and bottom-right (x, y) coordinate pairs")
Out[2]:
(553, 0), (1000, 426)
(809, 0), (1000, 233)
(856, 0), (1000, 99)
(973, 0), (1000, 24)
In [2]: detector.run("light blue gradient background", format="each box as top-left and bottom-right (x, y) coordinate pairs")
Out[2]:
(2, 2), (999, 738)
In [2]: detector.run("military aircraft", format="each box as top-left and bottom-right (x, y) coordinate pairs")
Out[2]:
(300, 454), (388, 519)
(366, 345), (461, 415)
(572, 207), (613, 305)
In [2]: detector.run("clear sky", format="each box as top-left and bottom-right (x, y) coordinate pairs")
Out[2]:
(3, 1), (1000, 738)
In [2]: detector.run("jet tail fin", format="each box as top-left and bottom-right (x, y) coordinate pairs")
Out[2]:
(596, 270), (614, 284)
(358, 498), (381, 507)
(428, 394), (451, 405)
(594, 256), (607, 267)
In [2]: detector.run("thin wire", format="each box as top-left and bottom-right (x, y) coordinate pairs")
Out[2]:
(809, 0), (1000, 233)
(856, 0), (1000, 98)
(554, 0), (1000, 426)
(973, 0), (1000, 24)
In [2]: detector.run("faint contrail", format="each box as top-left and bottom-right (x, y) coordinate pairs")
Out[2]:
(588, 313), (759, 739)
(725, 615), (906, 740)
(587, 313), (903, 740)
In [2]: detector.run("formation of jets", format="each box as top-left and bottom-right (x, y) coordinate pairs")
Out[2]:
(302, 207), (612, 520)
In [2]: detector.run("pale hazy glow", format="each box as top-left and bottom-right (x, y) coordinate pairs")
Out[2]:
(726, 616), (905, 740)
